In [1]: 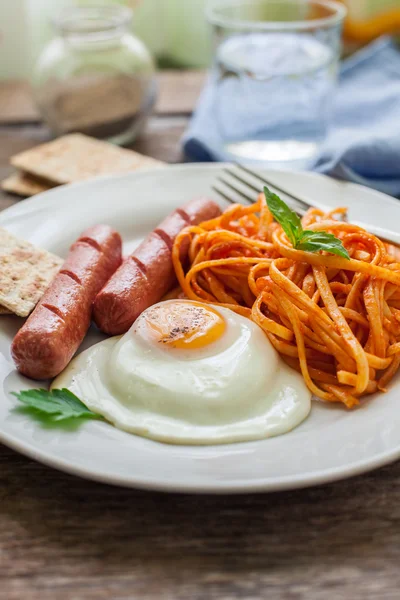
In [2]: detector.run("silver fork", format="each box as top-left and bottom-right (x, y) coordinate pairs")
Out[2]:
(212, 164), (400, 247)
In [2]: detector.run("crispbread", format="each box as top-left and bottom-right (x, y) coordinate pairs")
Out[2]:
(0, 305), (11, 315)
(1, 171), (53, 197)
(10, 133), (164, 185)
(0, 228), (63, 317)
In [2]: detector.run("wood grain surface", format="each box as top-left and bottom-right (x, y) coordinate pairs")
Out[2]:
(1, 76), (400, 600)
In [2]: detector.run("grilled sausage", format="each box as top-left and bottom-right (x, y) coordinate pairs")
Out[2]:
(93, 198), (221, 335)
(11, 225), (122, 379)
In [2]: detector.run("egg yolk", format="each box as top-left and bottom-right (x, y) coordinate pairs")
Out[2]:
(141, 301), (226, 349)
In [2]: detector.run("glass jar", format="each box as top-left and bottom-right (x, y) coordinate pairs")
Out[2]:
(32, 5), (156, 145)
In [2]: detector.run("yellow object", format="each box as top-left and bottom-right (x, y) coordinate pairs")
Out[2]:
(143, 301), (226, 349)
(342, 1), (400, 42)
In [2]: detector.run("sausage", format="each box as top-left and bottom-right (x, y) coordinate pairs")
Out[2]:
(11, 225), (122, 380)
(155, 210), (190, 258)
(93, 197), (221, 335)
(178, 197), (222, 225)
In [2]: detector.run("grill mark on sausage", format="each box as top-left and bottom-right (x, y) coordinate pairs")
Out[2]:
(176, 208), (191, 222)
(60, 269), (82, 286)
(154, 228), (173, 250)
(42, 303), (66, 323)
(131, 255), (148, 277)
(79, 237), (102, 253)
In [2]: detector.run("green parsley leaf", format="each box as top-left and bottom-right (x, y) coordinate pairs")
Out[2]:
(264, 186), (350, 260)
(264, 186), (302, 247)
(11, 388), (102, 422)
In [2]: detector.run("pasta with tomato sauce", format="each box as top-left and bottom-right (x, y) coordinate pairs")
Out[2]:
(172, 193), (400, 408)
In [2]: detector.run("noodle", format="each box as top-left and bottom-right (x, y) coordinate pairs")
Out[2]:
(172, 195), (400, 408)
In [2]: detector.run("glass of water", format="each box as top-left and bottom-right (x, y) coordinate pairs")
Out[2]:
(206, 0), (346, 168)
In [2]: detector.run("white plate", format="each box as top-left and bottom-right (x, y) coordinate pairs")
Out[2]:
(1, 164), (400, 494)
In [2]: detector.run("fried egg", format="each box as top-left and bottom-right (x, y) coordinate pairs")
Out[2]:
(52, 300), (311, 444)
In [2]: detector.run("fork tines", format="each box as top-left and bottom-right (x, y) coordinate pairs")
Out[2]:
(213, 163), (312, 216)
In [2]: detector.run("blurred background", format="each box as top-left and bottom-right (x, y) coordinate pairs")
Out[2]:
(1, 0), (400, 187)
(0, 0), (212, 78)
(1, 0), (400, 79)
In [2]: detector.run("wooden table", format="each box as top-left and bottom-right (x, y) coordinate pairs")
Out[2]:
(1, 73), (400, 600)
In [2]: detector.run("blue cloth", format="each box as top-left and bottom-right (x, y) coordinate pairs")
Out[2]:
(183, 37), (400, 196)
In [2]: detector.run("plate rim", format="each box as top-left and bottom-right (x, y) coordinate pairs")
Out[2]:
(1, 421), (399, 493)
(2, 162), (400, 220)
(1, 163), (400, 494)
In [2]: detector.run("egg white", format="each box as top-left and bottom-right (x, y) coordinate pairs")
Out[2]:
(52, 302), (311, 444)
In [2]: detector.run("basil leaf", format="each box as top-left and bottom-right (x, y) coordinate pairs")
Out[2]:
(263, 187), (350, 260)
(11, 388), (102, 422)
(297, 231), (350, 259)
(264, 186), (302, 247)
